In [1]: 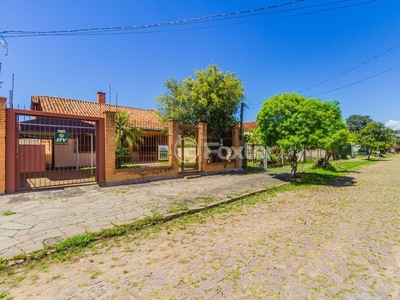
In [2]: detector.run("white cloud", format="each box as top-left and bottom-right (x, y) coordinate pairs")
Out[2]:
(385, 120), (400, 131)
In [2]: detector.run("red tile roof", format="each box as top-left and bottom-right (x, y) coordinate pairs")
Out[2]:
(31, 96), (165, 130)
(243, 121), (258, 133)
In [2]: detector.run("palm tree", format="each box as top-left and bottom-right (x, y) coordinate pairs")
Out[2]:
(115, 110), (144, 148)
(115, 110), (144, 167)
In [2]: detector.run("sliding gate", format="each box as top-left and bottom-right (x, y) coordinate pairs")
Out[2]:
(6, 109), (105, 192)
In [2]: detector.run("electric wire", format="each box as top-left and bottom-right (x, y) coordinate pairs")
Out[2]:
(1, 0), (377, 38)
(1, 0), (304, 36)
(299, 43), (400, 93)
(307, 64), (400, 97)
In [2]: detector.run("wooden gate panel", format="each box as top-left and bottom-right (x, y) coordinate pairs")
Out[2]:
(19, 145), (46, 173)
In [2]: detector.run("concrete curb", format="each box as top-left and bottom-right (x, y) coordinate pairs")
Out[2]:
(163, 182), (288, 221)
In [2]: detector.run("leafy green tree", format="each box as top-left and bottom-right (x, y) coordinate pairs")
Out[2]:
(115, 110), (143, 167)
(346, 114), (373, 134)
(358, 122), (393, 159)
(244, 128), (263, 165)
(156, 64), (245, 136)
(257, 93), (348, 179)
(314, 101), (349, 165)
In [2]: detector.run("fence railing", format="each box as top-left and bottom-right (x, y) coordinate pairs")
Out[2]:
(115, 131), (169, 170)
(206, 137), (233, 163)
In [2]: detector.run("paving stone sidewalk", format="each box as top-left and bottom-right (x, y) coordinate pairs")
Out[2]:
(0, 170), (285, 258)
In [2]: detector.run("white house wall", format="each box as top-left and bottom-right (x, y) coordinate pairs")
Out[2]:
(54, 139), (96, 168)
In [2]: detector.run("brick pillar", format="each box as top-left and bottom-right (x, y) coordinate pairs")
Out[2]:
(168, 119), (179, 173)
(104, 111), (116, 183)
(232, 126), (240, 168)
(198, 122), (208, 171)
(0, 97), (6, 194)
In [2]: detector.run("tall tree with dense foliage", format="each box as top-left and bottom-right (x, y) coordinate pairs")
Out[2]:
(358, 121), (393, 159)
(156, 64), (245, 136)
(346, 114), (373, 133)
(257, 93), (348, 179)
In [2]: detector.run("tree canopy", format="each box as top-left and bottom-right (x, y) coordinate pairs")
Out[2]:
(358, 121), (393, 159)
(346, 114), (373, 133)
(156, 64), (245, 136)
(257, 93), (348, 178)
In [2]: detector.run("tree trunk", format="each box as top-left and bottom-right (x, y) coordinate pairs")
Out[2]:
(323, 151), (332, 166)
(367, 149), (371, 159)
(289, 151), (298, 180)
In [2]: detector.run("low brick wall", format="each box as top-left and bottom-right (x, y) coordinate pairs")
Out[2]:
(103, 117), (240, 186)
(105, 165), (178, 185)
(202, 161), (238, 172)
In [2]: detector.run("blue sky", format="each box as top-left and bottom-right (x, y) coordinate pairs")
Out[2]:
(0, 0), (399, 128)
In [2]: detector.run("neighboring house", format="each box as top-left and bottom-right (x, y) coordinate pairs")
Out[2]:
(243, 121), (258, 133)
(28, 92), (167, 169)
(31, 92), (163, 130)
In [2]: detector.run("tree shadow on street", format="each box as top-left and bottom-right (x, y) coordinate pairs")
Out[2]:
(269, 172), (356, 187)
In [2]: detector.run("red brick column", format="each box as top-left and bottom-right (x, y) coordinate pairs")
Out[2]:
(198, 122), (207, 172)
(168, 119), (179, 172)
(104, 111), (116, 183)
(0, 97), (6, 193)
(232, 126), (240, 168)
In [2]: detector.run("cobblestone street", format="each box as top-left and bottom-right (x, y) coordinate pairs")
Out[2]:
(2, 156), (400, 299)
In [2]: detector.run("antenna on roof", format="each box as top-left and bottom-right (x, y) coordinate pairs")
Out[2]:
(116, 92), (118, 106)
(0, 62), (3, 88)
(108, 84), (111, 105)
(8, 73), (14, 108)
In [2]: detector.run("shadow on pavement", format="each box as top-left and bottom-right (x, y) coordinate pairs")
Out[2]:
(269, 172), (356, 187)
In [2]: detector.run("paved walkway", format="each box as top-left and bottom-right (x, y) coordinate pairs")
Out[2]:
(0, 170), (285, 258)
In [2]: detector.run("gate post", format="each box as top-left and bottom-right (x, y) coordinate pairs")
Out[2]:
(104, 111), (116, 184)
(0, 97), (6, 194)
(168, 120), (179, 173)
(198, 122), (207, 172)
(232, 126), (240, 168)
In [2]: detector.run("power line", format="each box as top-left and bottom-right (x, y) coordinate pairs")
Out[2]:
(299, 43), (400, 93)
(1, 0), (304, 37)
(64, 0), (366, 37)
(1, 0), (378, 38)
(307, 64), (400, 97)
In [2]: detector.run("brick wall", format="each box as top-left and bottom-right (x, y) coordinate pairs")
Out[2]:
(198, 122), (207, 172)
(103, 113), (180, 185)
(168, 119), (179, 172)
(0, 97), (6, 194)
(201, 125), (240, 173)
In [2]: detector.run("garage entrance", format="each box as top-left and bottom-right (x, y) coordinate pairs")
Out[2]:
(6, 109), (105, 192)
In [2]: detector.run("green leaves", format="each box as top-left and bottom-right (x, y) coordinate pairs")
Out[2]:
(346, 114), (373, 133)
(257, 93), (348, 178)
(358, 121), (393, 158)
(156, 64), (245, 136)
(115, 110), (144, 148)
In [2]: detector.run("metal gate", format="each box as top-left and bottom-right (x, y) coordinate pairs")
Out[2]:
(6, 109), (105, 192)
(178, 126), (199, 173)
